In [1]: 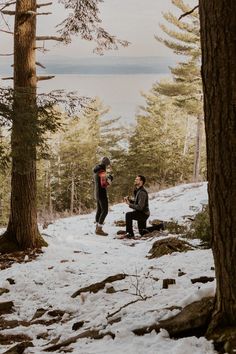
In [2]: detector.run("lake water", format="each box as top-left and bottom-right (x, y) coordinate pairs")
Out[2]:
(37, 74), (169, 124)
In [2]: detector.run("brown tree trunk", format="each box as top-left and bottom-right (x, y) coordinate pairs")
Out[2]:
(199, 0), (236, 332)
(0, 0), (47, 252)
(192, 115), (203, 183)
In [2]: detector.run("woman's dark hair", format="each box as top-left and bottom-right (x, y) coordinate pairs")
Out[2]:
(137, 175), (146, 185)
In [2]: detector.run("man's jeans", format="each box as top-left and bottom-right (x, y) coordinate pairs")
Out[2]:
(126, 211), (149, 236)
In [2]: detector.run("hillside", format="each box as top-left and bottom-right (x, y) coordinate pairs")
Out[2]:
(0, 182), (217, 354)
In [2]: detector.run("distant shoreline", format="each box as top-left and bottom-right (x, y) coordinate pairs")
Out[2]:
(0, 56), (175, 76)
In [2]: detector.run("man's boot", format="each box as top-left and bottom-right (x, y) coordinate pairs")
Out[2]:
(95, 225), (108, 236)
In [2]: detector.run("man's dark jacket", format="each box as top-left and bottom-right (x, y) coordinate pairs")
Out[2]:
(129, 186), (150, 215)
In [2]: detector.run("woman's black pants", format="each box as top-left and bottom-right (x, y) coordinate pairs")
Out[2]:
(95, 196), (108, 225)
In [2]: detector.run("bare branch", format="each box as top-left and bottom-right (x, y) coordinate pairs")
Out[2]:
(0, 1), (15, 11)
(0, 29), (13, 34)
(36, 62), (46, 69)
(1, 77), (13, 80)
(0, 11), (11, 31)
(1, 10), (15, 15)
(34, 47), (50, 53)
(0, 53), (13, 56)
(178, 5), (199, 21)
(37, 76), (55, 81)
(36, 35), (64, 42)
(36, 2), (52, 8)
(37, 12), (52, 16)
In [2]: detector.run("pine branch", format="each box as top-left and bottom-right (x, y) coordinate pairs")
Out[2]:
(36, 35), (64, 42)
(178, 5), (199, 21)
(36, 2), (52, 8)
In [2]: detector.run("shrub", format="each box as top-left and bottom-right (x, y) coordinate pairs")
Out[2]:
(188, 205), (211, 247)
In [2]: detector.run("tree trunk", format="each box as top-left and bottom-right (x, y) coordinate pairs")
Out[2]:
(0, 0), (47, 252)
(192, 115), (203, 183)
(70, 166), (75, 215)
(199, 0), (236, 332)
(183, 116), (190, 156)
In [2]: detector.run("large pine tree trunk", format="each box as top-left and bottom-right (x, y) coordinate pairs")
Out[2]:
(199, 0), (236, 331)
(0, 0), (47, 252)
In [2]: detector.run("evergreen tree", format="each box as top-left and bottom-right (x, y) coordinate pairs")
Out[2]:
(156, 0), (205, 182)
(37, 98), (128, 217)
(0, 0), (128, 253)
(127, 93), (192, 189)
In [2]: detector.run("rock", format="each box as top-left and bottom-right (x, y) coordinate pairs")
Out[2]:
(162, 279), (176, 289)
(0, 288), (10, 296)
(72, 321), (84, 331)
(0, 301), (14, 315)
(133, 297), (214, 338)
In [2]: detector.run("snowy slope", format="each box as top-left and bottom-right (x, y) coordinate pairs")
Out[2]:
(0, 182), (217, 354)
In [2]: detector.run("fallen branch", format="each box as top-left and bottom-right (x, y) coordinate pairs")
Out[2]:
(107, 297), (148, 319)
(2, 340), (33, 353)
(71, 273), (127, 298)
(44, 329), (115, 352)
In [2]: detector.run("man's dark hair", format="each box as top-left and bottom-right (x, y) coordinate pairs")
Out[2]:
(138, 175), (146, 185)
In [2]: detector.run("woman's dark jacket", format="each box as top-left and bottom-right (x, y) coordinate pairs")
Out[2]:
(93, 164), (113, 200)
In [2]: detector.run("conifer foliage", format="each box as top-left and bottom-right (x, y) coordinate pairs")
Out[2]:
(36, 99), (127, 222)
(0, 0), (128, 253)
(156, 0), (205, 182)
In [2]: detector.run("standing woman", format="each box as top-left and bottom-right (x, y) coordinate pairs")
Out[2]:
(93, 157), (113, 236)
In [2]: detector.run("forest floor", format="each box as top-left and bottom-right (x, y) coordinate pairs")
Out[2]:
(0, 182), (218, 354)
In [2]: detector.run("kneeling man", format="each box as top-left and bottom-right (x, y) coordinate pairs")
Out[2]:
(124, 175), (150, 238)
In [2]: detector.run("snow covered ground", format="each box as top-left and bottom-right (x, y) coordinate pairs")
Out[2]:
(0, 182), (217, 354)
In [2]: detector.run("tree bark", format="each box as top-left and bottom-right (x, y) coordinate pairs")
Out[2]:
(70, 164), (75, 215)
(192, 115), (203, 182)
(0, 0), (47, 252)
(199, 0), (236, 332)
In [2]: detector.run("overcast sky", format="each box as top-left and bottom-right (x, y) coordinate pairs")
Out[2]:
(1, 0), (196, 59)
